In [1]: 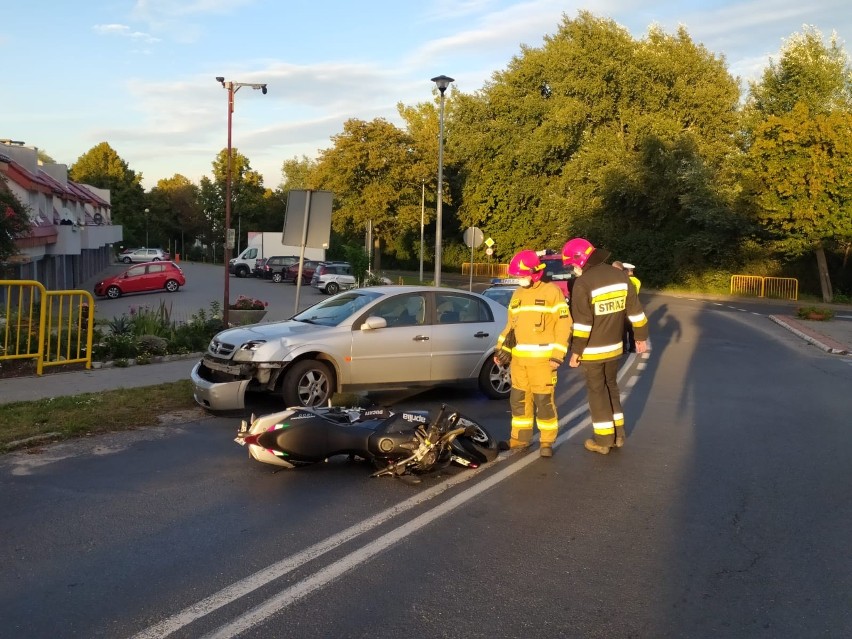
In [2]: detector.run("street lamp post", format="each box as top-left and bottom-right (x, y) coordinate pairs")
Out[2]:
(144, 208), (149, 247)
(215, 76), (267, 325)
(431, 75), (453, 287)
(419, 179), (425, 283)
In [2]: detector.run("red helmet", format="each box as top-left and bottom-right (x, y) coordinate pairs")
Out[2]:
(508, 250), (546, 282)
(561, 238), (595, 269)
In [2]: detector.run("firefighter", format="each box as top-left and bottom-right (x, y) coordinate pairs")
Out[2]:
(494, 250), (572, 457)
(562, 238), (649, 454)
(621, 262), (641, 351)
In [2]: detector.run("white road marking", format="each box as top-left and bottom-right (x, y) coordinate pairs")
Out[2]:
(203, 415), (595, 639)
(136, 357), (643, 638)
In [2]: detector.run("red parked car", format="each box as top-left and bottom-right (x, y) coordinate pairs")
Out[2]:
(284, 259), (322, 284)
(94, 261), (186, 299)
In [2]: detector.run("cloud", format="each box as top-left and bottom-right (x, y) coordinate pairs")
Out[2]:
(92, 23), (160, 43)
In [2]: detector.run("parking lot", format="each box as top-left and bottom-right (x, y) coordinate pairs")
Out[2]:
(86, 259), (333, 324)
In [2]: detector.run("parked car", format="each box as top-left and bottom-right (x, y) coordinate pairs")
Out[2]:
(486, 253), (574, 304)
(284, 259), (322, 284)
(191, 286), (512, 409)
(482, 283), (517, 307)
(541, 253), (574, 300)
(94, 261), (185, 299)
(261, 255), (300, 282)
(119, 248), (170, 264)
(311, 262), (356, 294)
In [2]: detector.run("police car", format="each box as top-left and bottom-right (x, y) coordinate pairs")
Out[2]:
(484, 251), (574, 306)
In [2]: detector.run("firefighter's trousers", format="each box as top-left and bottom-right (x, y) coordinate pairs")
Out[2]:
(580, 358), (624, 447)
(509, 357), (558, 446)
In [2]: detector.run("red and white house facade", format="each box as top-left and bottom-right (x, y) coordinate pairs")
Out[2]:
(1, 142), (122, 289)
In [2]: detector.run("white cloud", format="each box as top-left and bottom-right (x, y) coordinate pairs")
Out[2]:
(92, 23), (160, 43)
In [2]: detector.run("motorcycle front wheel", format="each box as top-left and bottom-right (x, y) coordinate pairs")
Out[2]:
(451, 422), (499, 465)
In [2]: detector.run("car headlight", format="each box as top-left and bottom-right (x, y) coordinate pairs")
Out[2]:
(239, 340), (267, 352)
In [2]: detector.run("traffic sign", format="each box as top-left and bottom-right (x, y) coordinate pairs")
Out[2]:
(484, 237), (494, 248)
(463, 226), (484, 248)
(485, 247), (494, 256)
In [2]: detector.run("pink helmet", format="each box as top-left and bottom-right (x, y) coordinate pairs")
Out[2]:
(508, 250), (546, 282)
(561, 238), (595, 269)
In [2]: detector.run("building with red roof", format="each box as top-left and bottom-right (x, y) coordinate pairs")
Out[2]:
(0, 141), (122, 289)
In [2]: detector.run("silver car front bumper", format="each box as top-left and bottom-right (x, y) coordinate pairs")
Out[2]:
(191, 361), (250, 411)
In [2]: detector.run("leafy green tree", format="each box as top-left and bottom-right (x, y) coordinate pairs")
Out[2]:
(280, 156), (317, 192)
(310, 118), (426, 268)
(742, 105), (852, 297)
(449, 11), (742, 280)
(742, 27), (852, 300)
(0, 179), (33, 266)
(745, 27), (851, 121)
(69, 142), (145, 241)
(147, 175), (204, 257)
(207, 148), (267, 254)
(198, 176), (224, 262)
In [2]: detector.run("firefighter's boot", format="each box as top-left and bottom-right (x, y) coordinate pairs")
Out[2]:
(498, 439), (531, 452)
(539, 444), (553, 458)
(584, 439), (611, 455)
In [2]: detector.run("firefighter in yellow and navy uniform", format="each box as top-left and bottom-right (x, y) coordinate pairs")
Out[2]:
(562, 239), (649, 455)
(495, 250), (572, 457)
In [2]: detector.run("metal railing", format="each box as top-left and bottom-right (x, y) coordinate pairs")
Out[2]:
(730, 275), (798, 301)
(0, 280), (94, 375)
(462, 262), (509, 278)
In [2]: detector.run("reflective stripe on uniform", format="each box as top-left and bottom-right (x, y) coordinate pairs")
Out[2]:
(512, 343), (561, 360)
(582, 342), (623, 356)
(510, 303), (567, 314)
(613, 412), (624, 426)
(628, 312), (648, 327)
(592, 420), (615, 436)
(590, 282), (628, 298)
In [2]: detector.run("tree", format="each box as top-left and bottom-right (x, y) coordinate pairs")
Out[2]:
(742, 105), (852, 297)
(449, 11), (742, 280)
(742, 27), (852, 300)
(280, 156), (317, 192)
(310, 118), (426, 268)
(0, 178), (33, 266)
(147, 175), (204, 257)
(69, 142), (145, 240)
(208, 148), (267, 254)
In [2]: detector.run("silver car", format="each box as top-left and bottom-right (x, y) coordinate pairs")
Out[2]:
(120, 248), (169, 263)
(191, 285), (511, 409)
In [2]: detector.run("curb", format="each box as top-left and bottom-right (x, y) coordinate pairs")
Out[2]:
(90, 351), (204, 370)
(768, 315), (849, 355)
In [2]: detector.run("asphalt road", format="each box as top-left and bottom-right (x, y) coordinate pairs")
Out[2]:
(1, 289), (851, 638)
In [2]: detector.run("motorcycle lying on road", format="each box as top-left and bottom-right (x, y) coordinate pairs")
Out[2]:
(235, 404), (499, 479)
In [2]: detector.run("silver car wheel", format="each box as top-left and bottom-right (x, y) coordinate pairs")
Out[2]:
(283, 360), (333, 407)
(478, 359), (511, 399)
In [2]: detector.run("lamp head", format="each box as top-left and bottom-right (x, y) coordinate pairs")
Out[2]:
(215, 76), (225, 87)
(261, 84), (268, 95)
(431, 75), (455, 94)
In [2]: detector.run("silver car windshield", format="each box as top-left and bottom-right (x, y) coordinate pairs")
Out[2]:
(292, 290), (382, 326)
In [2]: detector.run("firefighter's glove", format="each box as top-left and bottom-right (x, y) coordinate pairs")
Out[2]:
(495, 348), (512, 367)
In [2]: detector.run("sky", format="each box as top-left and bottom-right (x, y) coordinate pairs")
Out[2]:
(2, 0), (850, 192)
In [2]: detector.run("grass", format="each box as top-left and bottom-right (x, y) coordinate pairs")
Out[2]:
(0, 381), (199, 452)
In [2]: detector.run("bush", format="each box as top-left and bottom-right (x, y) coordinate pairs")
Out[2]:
(101, 334), (139, 359)
(796, 306), (834, 321)
(93, 302), (224, 362)
(138, 334), (168, 356)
